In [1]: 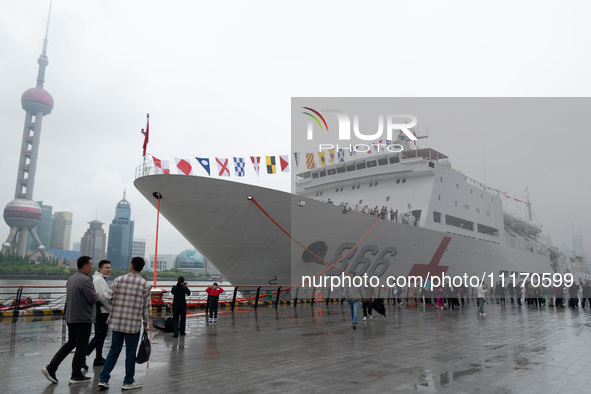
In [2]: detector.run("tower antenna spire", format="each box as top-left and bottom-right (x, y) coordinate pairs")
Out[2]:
(1, 4), (55, 258)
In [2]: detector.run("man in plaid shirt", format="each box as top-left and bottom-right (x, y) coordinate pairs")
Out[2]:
(98, 257), (151, 390)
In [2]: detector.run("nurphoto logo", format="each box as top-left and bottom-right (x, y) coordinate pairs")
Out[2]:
(302, 107), (417, 152)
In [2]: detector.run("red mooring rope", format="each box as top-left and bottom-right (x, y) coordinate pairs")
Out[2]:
(248, 197), (382, 291)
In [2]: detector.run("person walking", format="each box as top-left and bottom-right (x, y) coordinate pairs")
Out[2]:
(582, 281), (591, 309)
(344, 275), (363, 329)
(86, 260), (112, 366)
(205, 283), (224, 322)
(98, 257), (151, 391)
(42, 256), (99, 385)
(361, 284), (375, 321)
(171, 276), (191, 337)
(477, 282), (488, 316)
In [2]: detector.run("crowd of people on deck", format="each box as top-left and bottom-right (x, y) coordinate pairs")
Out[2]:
(332, 200), (418, 226)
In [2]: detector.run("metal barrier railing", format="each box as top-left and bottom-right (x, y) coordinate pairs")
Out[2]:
(1, 283), (442, 323)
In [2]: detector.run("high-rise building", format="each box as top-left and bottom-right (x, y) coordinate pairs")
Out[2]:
(27, 201), (53, 252)
(49, 211), (73, 250)
(80, 220), (106, 262)
(148, 254), (176, 272)
(107, 191), (135, 270)
(1, 7), (53, 258)
(133, 238), (146, 259)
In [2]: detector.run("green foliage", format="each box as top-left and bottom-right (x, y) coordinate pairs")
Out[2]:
(0, 253), (68, 276)
(0, 254), (201, 280)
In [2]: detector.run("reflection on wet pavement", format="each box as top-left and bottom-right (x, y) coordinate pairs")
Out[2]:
(1, 301), (591, 393)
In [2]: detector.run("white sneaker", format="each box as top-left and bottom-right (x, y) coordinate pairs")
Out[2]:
(214, 318), (217, 322)
(363, 316), (367, 321)
(370, 316), (373, 320)
(208, 318), (212, 322)
(122, 381), (142, 390)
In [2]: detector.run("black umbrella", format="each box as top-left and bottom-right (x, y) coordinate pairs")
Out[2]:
(152, 317), (174, 332)
(371, 298), (386, 317)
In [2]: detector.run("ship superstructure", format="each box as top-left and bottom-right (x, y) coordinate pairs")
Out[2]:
(135, 132), (557, 287)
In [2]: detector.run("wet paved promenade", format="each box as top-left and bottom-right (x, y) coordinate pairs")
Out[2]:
(1, 300), (591, 393)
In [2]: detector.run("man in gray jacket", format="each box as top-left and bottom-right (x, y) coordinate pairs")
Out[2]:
(42, 256), (99, 385)
(86, 259), (112, 366)
(344, 273), (364, 329)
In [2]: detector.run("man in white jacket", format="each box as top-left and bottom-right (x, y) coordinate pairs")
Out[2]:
(477, 282), (488, 316)
(86, 260), (112, 366)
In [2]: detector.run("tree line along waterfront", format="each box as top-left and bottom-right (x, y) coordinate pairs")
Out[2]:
(0, 254), (219, 281)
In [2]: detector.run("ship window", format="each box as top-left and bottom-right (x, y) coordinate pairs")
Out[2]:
(481, 194), (483, 198)
(470, 190), (473, 194)
(476, 208), (480, 213)
(337, 166), (346, 174)
(477, 223), (498, 237)
(369, 183), (373, 187)
(319, 192), (323, 196)
(440, 177), (443, 182)
(389, 156), (400, 164)
(356, 185), (360, 189)
(386, 196), (390, 202)
(402, 179), (406, 183)
(367, 160), (377, 168)
(445, 214), (474, 231)
(456, 184), (459, 189)
(433, 211), (441, 223)
(335, 188), (339, 193)
(465, 204), (469, 209)
(312, 172), (319, 179)
(359, 200), (363, 204)
(396, 179), (400, 184)
(346, 164), (356, 172)
(455, 201), (458, 206)
(429, 162), (435, 168)
(375, 182), (378, 186)
(356, 162), (367, 170)
(378, 158), (388, 166)
(327, 168), (336, 175)
(340, 188), (343, 192)
(316, 193), (319, 197)
(352, 186), (355, 190)
(438, 195), (441, 201)
(319, 170), (326, 177)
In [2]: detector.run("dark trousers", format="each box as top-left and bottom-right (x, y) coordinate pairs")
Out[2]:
(172, 306), (187, 335)
(582, 297), (591, 308)
(47, 322), (92, 379)
(362, 301), (372, 317)
(87, 312), (109, 360)
(208, 296), (219, 318)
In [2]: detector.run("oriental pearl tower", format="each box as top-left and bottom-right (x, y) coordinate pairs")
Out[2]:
(1, 5), (54, 258)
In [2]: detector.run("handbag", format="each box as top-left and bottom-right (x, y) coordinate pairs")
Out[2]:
(136, 332), (151, 364)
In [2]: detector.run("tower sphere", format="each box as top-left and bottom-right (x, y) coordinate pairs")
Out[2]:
(38, 55), (49, 66)
(21, 87), (53, 115)
(3, 199), (42, 229)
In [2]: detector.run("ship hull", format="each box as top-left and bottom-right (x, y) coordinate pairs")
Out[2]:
(135, 175), (554, 287)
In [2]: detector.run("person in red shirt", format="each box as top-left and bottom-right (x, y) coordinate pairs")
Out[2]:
(205, 283), (224, 322)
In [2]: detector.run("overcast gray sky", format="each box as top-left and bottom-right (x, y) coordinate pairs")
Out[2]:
(1, 1), (590, 259)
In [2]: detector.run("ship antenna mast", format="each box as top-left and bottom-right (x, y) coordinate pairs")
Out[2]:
(525, 186), (532, 221)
